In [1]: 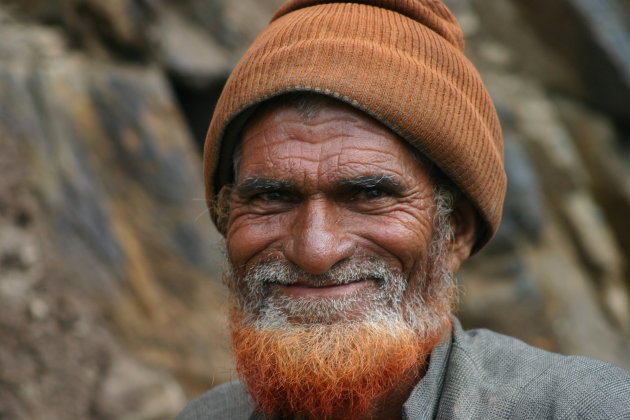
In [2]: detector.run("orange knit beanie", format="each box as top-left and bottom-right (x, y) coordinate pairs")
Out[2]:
(204, 0), (506, 252)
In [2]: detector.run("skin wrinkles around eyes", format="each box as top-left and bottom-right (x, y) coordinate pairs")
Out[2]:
(235, 174), (408, 204)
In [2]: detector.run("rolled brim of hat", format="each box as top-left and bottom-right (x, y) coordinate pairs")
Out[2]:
(204, 0), (506, 253)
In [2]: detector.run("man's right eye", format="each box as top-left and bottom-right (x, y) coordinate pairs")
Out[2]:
(258, 191), (285, 201)
(249, 190), (297, 206)
(246, 190), (296, 213)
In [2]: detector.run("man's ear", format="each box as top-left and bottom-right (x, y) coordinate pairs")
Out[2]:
(447, 198), (477, 274)
(213, 184), (233, 237)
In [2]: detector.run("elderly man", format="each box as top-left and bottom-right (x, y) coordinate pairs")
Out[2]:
(177, 0), (630, 419)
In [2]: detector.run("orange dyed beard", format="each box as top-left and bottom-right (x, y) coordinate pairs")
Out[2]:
(230, 309), (448, 419)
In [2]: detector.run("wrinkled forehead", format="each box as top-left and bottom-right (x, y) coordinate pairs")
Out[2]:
(231, 93), (435, 182)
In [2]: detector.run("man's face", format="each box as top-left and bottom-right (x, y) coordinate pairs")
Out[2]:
(226, 101), (439, 322)
(222, 100), (464, 418)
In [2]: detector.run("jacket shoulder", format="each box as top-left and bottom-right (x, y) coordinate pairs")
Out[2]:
(175, 380), (254, 420)
(440, 324), (630, 419)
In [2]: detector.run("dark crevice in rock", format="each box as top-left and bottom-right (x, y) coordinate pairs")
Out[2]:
(168, 73), (228, 153)
(2, 0), (155, 63)
(513, 0), (630, 120)
(72, 3), (151, 63)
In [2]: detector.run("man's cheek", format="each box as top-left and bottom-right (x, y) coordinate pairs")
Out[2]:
(227, 219), (283, 269)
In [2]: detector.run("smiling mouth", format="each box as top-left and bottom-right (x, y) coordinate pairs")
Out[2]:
(275, 280), (373, 298)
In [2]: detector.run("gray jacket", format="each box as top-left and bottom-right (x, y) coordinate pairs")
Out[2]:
(176, 319), (630, 419)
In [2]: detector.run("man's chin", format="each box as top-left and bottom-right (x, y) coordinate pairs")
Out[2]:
(230, 305), (450, 419)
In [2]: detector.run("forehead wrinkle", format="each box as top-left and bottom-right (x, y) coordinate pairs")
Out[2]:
(243, 142), (425, 197)
(240, 108), (428, 193)
(248, 129), (360, 154)
(289, 112), (359, 127)
(253, 116), (396, 147)
(332, 161), (408, 179)
(335, 131), (412, 159)
(333, 141), (416, 177)
(269, 148), (416, 189)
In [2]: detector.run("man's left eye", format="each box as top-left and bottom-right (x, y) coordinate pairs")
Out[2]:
(358, 188), (387, 199)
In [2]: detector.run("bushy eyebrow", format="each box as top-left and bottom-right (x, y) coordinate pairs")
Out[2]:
(339, 174), (405, 193)
(235, 174), (406, 199)
(235, 177), (295, 196)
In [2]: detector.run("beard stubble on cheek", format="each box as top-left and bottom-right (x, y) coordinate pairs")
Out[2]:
(222, 250), (456, 419)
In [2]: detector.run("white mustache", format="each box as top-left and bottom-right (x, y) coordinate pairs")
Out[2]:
(246, 259), (400, 288)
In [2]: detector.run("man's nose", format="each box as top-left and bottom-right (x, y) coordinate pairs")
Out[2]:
(284, 199), (355, 275)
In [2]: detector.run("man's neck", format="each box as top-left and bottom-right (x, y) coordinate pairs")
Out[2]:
(370, 360), (428, 420)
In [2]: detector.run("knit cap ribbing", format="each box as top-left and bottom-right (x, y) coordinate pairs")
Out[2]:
(204, 0), (506, 252)
(272, 0), (465, 51)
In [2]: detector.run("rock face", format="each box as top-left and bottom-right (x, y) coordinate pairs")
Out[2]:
(0, 6), (232, 419)
(0, 0), (629, 418)
(446, 0), (630, 366)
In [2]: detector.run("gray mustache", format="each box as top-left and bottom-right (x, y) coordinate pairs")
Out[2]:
(245, 259), (398, 288)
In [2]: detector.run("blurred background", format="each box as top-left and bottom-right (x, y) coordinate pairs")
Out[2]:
(1, 0), (629, 418)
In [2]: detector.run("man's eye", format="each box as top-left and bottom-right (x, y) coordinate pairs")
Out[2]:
(256, 191), (288, 202)
(358, 188), (388, 199)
